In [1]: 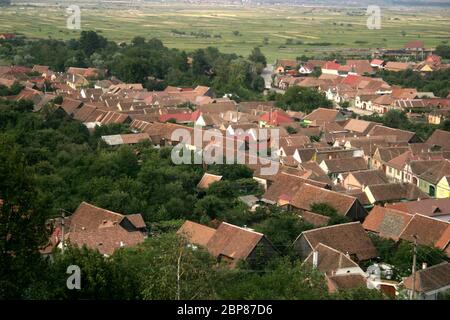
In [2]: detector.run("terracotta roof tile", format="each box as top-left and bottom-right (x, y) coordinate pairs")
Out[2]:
(304, 243), (360, 275)
(197, 173), (223, 189)
(177, 220), (216, 247)
(290, 184), (359, 217)
(399, 214), (450, 251)
(321, 157), (368, 173)
(298, 222), (378, 261)
(362, 206), (413, 240)
(386, 198), (450, 218)
(403, 262), (450, 293)
(327, 274), (367, 292)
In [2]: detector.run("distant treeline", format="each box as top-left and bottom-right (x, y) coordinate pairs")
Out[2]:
(0, 31), (266, 100)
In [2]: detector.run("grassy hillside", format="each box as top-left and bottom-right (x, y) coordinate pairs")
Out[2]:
(1, 4), (449, 61)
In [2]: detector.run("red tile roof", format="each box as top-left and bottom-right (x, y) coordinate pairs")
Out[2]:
(159, 112), (194, 123)
(362, 206), (413, 240)
(323, 61), (341, 71)
(290, 184), (359, 217)
(177, 220), (216, 247)
(259, 110), (293, 126)
(298, 222), (378, 261)
(197, 173), (223, 189)
(304, 243), (360, 275)
(399, 214), (450, 252)
(403, 262), (450, 293)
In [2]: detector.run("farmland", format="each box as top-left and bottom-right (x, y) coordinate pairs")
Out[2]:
(0, 3), (449, 61)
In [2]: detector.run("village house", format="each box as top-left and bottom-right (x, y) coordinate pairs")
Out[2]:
(276, 134), (311, 158)
(402, 262), (450, 300)
(321, 61), (341, 76)
(197, 172), (223, 189)
(101, 133), (151, 146)
(404, 40), (425, 53)
(418, 159), (450, 196)
(274, 59), (298, 74)
(370, 59), (385, 69)
(371, 146), (410, 171)
(340, 119), (377, 136)
(437, 176), (450, 199)
(386, 198), (450, 222)
(289, 183), (368, 220)
(372, 94), (395, 114)
(354, 94), (379, 111)
(298, 62), (315, 75)
(342, 169), (389, 191)
(365, 205), (450, 253)
(319, 157), (368, 183)
(67, 67), (106, 80)
(384, 150), (442, 184)
(399, 214), (450, 256)
(345, 60), (374, 76)
(362, 206), (413, 241)
(293, 222), (378, 262)
(259, 109), (293, 127)
(368, 125), (420, 143)
(326, 274), (369, 294)
(364, 182), (429, 205)
(428, 108), (450, 125)
(426, 129), (450, 151)
(303, 243), (370, 293)
(303, 243), (367, 277)
(177, 220), (277, 268)
(384, 62), (411, 72)
(261, 172), (330, 206)
(42, 202), (146, 257)
(303, 108), (346, 127)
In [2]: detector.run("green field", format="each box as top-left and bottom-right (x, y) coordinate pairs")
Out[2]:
(0, 4), (449, 61)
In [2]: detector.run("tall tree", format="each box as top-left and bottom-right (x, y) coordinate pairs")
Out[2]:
(0, 138), (49, 298)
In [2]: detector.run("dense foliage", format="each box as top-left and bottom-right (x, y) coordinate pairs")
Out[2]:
(269, 86), (333, 113)
(377, 68), (450, 98)
(369, 234), (449, 280)
(0, 99), (397, 299)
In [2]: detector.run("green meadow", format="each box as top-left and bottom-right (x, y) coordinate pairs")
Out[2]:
(0, 4), (449, 61)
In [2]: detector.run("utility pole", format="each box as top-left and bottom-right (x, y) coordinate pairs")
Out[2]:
(60, 209), (65, 254)
(176, 241), (185, 301)
(410, 235), (418, 300)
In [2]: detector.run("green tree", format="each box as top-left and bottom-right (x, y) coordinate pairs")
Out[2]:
(248, 47), (267, 67)
(310, 202), (350, 225)
(435, 44), (450, 59)
(383, 110), (408, 129)
(331, 286), (388, 300)
(0, 139), (49, 298)
(216, 257), (328, 299)
(277, 86), (332, 113)
(254, 209), (313, 255)
(79, 30), (107, 57)
(128, 234), (217, 300)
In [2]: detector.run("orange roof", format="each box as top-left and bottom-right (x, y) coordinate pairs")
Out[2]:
(400, 214), (450, 251)
(177, 220), (216, 247)
(197, 173), (223, 189)
(362, 206), (413, 240)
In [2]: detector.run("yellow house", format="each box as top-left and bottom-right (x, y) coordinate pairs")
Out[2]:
(436, 176), (450, 198)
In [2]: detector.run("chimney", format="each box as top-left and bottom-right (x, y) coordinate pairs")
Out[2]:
(422, 262), (427, 270)
(312, 251), (319, 268)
